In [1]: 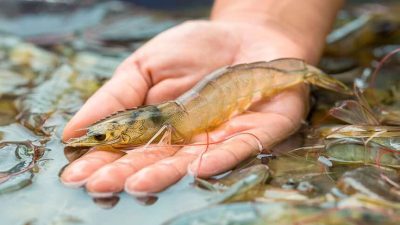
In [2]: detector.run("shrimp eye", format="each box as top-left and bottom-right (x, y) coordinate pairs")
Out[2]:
(93, 134), (106, 141)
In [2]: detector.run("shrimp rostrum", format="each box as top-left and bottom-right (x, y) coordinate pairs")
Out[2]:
(66, 58), (351, 150)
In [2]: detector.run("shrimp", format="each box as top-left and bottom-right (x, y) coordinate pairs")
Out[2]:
(65, 58), (351, 150)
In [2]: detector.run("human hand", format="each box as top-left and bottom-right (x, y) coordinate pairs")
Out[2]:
(60, 19), (317, 196)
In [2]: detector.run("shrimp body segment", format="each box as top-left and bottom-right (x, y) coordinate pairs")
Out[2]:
(66, 58), (351, 150)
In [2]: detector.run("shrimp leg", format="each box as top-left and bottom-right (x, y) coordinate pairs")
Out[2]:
(143, 125), (173, 149)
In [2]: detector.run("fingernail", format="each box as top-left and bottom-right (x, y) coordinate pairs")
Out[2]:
(60, 178), (88, 188)
(88, 191), (117, 198)
(124, 178), (150, 197)
(125, 188), (151, 197)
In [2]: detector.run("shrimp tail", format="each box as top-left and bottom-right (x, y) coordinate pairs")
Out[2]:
(304, 64), (353, 95)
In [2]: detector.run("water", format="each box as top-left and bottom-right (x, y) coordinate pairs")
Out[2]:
(0, 1), (399, 225)
(0, 122), (212, 225)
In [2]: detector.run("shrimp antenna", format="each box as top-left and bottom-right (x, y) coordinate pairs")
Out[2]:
(369, 48), (400, 87)
(311, 111), (332, 129)
(149, 132), (262, 149)
(192, 131), (210, 179)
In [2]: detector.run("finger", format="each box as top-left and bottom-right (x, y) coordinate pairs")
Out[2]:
(124, 145), (209, 194)
(85, 146), (179, 194)
(145, 76), (196, 104)
(208, 112), (297, 144)
(62, 57), (150, 141)
(61, 150), (124, 187)
(189, 128), (266, 177)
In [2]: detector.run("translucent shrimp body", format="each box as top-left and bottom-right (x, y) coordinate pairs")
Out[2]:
(66, 58), (351, 150)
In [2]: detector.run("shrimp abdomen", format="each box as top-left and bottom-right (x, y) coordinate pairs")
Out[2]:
(173, 59), (306, 137)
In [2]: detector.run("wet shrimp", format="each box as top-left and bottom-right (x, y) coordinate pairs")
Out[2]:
(66, 58), (351, 150)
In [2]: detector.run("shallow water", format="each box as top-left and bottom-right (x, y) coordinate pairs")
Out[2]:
(0, 121), (214, 225)
(1, 1), (400, 225)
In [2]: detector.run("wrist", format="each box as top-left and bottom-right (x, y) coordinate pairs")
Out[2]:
(211, 0), (344, 64)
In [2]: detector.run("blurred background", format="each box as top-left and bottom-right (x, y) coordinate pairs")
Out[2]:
(1, 1), (400, 225)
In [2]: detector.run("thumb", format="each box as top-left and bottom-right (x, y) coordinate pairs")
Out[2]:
(62, 58), (150, 141)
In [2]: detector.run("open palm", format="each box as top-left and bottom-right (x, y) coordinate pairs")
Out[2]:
(61, 20), (314, 196)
